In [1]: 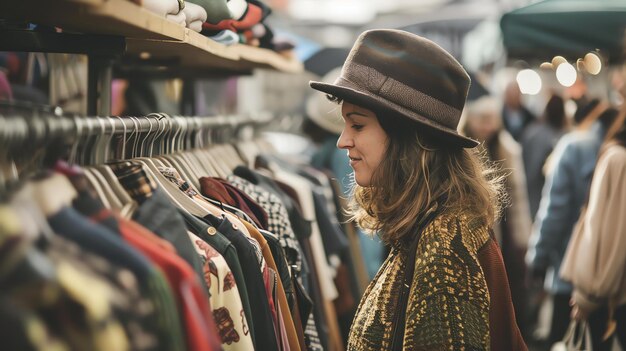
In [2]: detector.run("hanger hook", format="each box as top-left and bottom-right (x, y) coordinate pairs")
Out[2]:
(104, 116), (116, 163)
(115, 115), (127, 160)
(168, 115), (178, 154)
(129, 116), (139, 159)
(91, 116), (106, 165)
(139, 116), (154, 157)
(148, 113), (165, 157)
(68, 115), (82, 165)
(82, 116), (94, 165)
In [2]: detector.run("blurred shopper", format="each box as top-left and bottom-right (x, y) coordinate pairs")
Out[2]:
(502, 81), (536, 141)
(560, 108), (626, 351)
(309, 29), (526, 350)
(462, 96), (532, 338)
(521, 94), (569, 219)
(526, 101), (619, 348)
(304, 67), (384, 280)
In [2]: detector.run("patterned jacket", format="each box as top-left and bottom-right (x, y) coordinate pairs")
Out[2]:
(347, 211), (527, 350)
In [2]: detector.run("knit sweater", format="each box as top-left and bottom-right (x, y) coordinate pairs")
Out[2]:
(347, 211), (527, 351)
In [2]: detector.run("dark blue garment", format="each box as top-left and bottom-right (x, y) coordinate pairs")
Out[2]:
(132, 188), (206, 290)
(260, 229), (295, 310)
(203, 213), (279, 351)
(47, 206), (185, 351)
(310, 183), (349, 258)
(48, 206), (151, 275)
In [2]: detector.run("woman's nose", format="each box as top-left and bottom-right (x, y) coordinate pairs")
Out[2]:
(337, 130), (353, 150)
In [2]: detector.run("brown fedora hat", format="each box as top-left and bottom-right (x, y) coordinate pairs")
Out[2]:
(310, 29), (479, 148)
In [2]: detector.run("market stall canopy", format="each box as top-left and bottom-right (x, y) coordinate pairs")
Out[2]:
(500, 0), (626, 63)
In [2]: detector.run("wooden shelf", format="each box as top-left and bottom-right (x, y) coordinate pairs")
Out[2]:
(1, 0), (186, 41)
(0, 0), (303, 74)
(232, 43), (303, 73)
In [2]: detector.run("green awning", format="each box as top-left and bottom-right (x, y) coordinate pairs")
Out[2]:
(500, 0), (626, 63)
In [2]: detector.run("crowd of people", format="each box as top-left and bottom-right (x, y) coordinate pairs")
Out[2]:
(465, 81), (625, 350)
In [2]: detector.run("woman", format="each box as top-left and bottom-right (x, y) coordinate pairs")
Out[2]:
(560, 109), (626, 350)
(310, 29), (527, 350)
(462, 96), (532, 338)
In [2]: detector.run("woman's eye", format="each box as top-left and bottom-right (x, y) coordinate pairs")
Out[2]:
(351, 124), (364, 131)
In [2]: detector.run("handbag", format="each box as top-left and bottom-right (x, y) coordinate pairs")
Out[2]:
(550, 320), (593, 351)
(389, 206), (439, 351)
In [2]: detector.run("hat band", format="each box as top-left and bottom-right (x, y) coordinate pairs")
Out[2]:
(341, 62), (461, 129)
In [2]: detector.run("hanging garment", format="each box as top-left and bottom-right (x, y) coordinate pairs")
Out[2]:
(225, 173), (325, 351)
(2, 203), (135, 351)
(199, 176), (269, 229)
(188, 232), (254, 351)
(119, 218), (222, 351)
(178, 210), (257, 349)
(203, 214), (280, 351)
(115, 164), (256, 351)
(243, 220), (303, 350)
(46, 235), (155, 351)
(32, 174), (186, 351)
(260, 228), (307, 347)
(224, 175), (303, 271)
(111, 162), (208, 294)
(294, 166), (349, 262)
(233, 166), (312, 243)
(58, 170), (188, 351)
(266, 166), (343, 350)
(154, 162), (235, 220)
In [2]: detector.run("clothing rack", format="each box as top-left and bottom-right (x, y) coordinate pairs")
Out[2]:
(0, 112), (273, 147)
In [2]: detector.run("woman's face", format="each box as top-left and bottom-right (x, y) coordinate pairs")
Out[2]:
(337, 102), (389, 187)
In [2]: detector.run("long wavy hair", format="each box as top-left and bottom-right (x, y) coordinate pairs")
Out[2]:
(346, 107), (506, 245)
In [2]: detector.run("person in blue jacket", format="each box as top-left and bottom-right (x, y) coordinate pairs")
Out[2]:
(526, 102), (618, 347)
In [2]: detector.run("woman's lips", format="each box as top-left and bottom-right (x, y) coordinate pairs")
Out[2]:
(349, 157), (361, 166)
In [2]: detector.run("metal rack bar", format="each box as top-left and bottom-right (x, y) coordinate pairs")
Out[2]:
(0, 113), (272, 146)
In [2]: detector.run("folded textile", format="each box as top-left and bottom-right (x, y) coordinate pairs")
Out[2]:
(183, 2), (207, 32)
(183, 2), (208, 23)
(248, 0), (272, 21)
(202, 3), (262, 32)
(166, 11), (187, 26)
(187, 0), (232, 25)
(227, 0), (247, 20)
(142, 0), (180, 17)
(188, 21), (203, 32)
(208, 30), (240, 45)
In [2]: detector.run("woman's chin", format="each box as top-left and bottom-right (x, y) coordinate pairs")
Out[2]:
(354, 177), (371, 187)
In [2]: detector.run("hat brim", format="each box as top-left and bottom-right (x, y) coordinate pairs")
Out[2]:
(309, 78), (479, 149)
